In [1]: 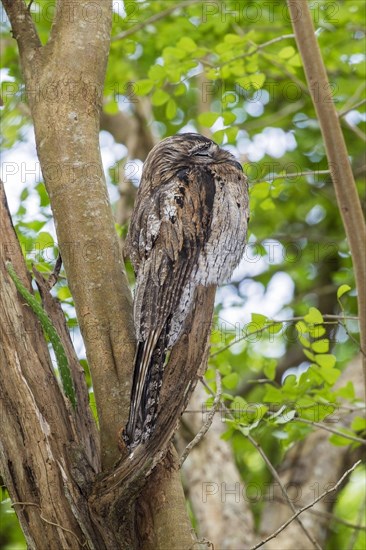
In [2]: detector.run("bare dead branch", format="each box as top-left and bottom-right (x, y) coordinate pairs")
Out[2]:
(247, 434), (322, 550)
(180, 371), (222, 467)
(200, 379), (322, 549)
(250, 460), (361, 550)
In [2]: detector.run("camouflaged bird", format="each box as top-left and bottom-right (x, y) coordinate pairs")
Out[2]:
(124, 133), (249, 449)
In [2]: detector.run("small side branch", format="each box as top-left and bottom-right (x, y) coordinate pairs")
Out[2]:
(200, 379), (322, 550)
(180, 371), (222, 467)
(250, 460), (361, 550)
(2, 0), (41, 59)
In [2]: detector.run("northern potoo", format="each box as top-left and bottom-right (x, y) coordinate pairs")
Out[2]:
(124, 133), (249, 449)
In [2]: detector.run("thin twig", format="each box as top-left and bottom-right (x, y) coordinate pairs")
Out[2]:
(112, 0), (201, 42)
(180, 371), (222, 467)
(259, 50), (309, 94)
(200, 379), (322, 550)
(209, 314), (359, 359)
(250, 460), (361, 550)
(294, 417), (366, 446)
(268, 497), (366, 531)
(338, 98), (366, 118)
(342, 118), (366, 142)
(11, 502), (85, 546)
(250, 170), (331, 184)
(247, 433), (322, 550)
(202, 34), (295, 68)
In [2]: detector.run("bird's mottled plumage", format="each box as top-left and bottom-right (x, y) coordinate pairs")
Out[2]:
(124, 133), (249, 449)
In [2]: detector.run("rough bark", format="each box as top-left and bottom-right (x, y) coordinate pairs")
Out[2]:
(0, 181), (101, 549)
(1, 2), (217, 547)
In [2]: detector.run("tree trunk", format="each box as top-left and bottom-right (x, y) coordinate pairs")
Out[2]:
(0, 2), (217, 548)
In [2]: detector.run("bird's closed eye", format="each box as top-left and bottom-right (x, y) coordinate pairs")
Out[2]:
(194, 150), (211, 157)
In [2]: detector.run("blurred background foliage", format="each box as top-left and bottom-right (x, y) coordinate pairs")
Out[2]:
(1, 0), (365, 548)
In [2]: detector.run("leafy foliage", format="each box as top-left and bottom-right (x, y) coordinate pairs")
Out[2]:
(1, 0), (365, 546)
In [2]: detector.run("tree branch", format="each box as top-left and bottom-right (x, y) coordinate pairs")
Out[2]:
(294, 417), (366, 446)
(2, 0), (41, 60)
(251, 460), (361, 550)
(111, 0), (202, 42)
(287, 0), (366, 398)
(200, 379), (322, 550)
(179, 371), (222, 467)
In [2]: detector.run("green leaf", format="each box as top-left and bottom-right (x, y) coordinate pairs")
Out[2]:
(222, 111), (236, 125)
(36, 183), (50, 207)
(263, 384), (283, 403)
(315, 354), (336, 369)
(351, 416), (366, 431)
(304, 307), (324, 324)
(335, 381), (355, 399)
(19, 220), (46, 232)
(260, 198), (275, 210)
(303, 348), (316, 361)
(251, 313), (268, 329)
(20, 188), (29, 201)
(148, 65), (166, 81)
(237, 73), (265, 89)
(337, 284), (351, 299)
(57, 286), (72, 300)
(296, 320), (308, 335)
(174, 83), (186, 96)
(135, 79), (154, 96)
(279, 46), (296, 59)
(329, 428), (358, 447)
(222, 372), (239, 390)
(166, 98), (177, 120)
(104, 100), (119, 114)
(264, 361), (276, 380)
(298, 335), (310, 348)
(198, 112), (220, 127)
(36, 232), (54, 249)
(270, 323), (282, 334)
(212, 129), (225, 143)
(177, 36), (196, 53)
(274, 409), (296, 424)
(251, 182), (270, 199)
(311, 339), (329, 353)
(223, 92), (237, 106)
(309, 325), (326, 338)
(218, 363), (232, 376)
(151, 89), (170, 106)
(312, 364), (340, 385)
(225, 126), (239, 142)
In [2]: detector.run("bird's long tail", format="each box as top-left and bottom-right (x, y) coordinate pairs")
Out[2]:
(124, 329), (168, 450)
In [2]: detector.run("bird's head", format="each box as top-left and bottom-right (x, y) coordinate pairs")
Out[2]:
(142, 133), (243, 186)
